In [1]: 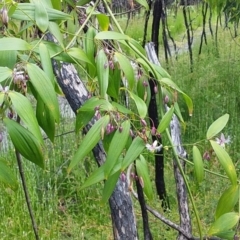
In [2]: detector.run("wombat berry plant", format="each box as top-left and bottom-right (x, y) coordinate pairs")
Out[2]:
(0, 0), (239, 239)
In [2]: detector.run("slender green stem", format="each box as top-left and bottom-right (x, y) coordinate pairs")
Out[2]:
(66, 0), (100, 50)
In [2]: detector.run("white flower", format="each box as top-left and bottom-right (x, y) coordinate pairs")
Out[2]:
(215, 133), (231, 148)
(146, 140), (162, 153)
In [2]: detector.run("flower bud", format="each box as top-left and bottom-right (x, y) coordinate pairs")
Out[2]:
(1, 7), (9, 26)
(140, 118), (147, 127)
(154, 85), (158, 94)
(143, 80), (148, 87)
(121, 172), (126, 182)
(164, 95), (169, 104)
(119, 126), (123, 133)
(151, 126), (156, 136)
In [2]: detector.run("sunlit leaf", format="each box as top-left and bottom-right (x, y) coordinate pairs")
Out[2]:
(96, 49), (109, 99)
(121, 136), (146, 170)
(102, 170), (121, 204)
(157, 106), (174, 133)
(0, 38), (31, 51)
(9, 91), (43, 144)
(0, 158), (17, 190)
(192, 146), (204, 183)
(207, 114), (229, 139)
(115, 52), (135, 90)
(213, 230), (235, 240)
(111, 102), (133, 114)
(67, 47), (94, 66)
(68, 115), (110, 172)
(104, 120), (131, 178)
(208, 212), (239, 236)
(136, 155), (153, 200)
(135, 0), (149, 10)
(4, 118), (44, 168)
(27, 63), (60, 124)
(210, 140), (237, 185)
(95, 31), (130, 40)
(215, 185), (239, 219)
(96, 14), (109, 31)
(0, 67), (12, 83)
(35, 0), (49, 32)
(48, 22), (64, 47)
(0, 51), (17, 69)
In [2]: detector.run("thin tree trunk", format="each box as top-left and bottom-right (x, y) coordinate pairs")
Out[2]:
(46, 33), (138, 240)
(199, 1), (208, 55)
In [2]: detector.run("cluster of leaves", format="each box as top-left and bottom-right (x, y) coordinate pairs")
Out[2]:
(0, 0), (239, 239)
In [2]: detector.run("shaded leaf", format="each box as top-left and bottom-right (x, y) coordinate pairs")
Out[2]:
(192, 146), (204, 183)
(0, 158), (17, 190)
(0, 50), (17, 69)
(68, 115), (110, 172)
(48, 22), (64, 47)
(115, 52), (135, 90)
(4, 118), (44, 168)
(76, 110), (94, 133)
(136, 155), (153, 200)
(215, 185), (239, 219)
(210, 140), (237, 185)
(96, 49), (109, 99)
(207, 114), (229, 139)
(102, 170), (121, 204)
(76, 0), (92, 6)
(135, 0), (149, 10)
(157, 106), (174, 133)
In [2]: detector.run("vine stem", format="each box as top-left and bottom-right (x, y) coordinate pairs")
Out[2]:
(65, 0), (100, 50)
(16, 116), (39, 240)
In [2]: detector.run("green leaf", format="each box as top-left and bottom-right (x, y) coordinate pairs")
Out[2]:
(135, 0), (149, 10)
(213, 230), (235, 240)
(121, 136), (146, 170)
(107, 68), (121, 99)
(36, 96), (55, 142)
(115, 52), (135, 90)
(157, 106), (174, 133)
(136, 155), (153, 200)
(111, 102), (133, 114)
(215, 185), (239, 219)
(76, 110), (94, 133)
(67, 47), (94, 66)
(3, 118), (44, 168)
(68, 115), (110, 172)
(95, 31), (130, 40)
(125, 90), (147, 118)
(80, 165), (105, 190)
(207, 114), (229, 139)
(12, 3), (72, 21)
(76, 0), (92, 6)
(0, 158), (17, 190)
(0, 38), (31, 51)
(210, 140), (237, 185)
(102, 170), (121, 204)
(27, 63), (60, 124)
(208, 212), (239, 236)
(96, 49), (109, 99)
(0, 50), (17, 69)
(39, 43), (55, 86)
(0, 67), (12, 83)
(9, 91), (43, 144)
(78, 97), (113, 112)
(104, 120), (131, 178)
(48, 22), (64, 47)
(35, 0), (49, 32)
(96, 14), (109, 31)
(192, 146), (204, 183)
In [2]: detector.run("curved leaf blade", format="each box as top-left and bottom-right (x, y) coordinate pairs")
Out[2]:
(9, 91), (43, 144)
(27, 63), (60, 124)
(0, 67), (12, 83)
(35, 1), (49, 32)
(0, 38), (31, 51)
(157, 106), (174, 133)
(68, 115), (110, 172)
(210, 140), (237, 185)
(192, 146), (204, 183)
(207, 114), (229, 139)
(208, 212), (239, 236)
(215, 185), (239, 219)
(95, 31), (129, 40)
(4, 118), (44, 168)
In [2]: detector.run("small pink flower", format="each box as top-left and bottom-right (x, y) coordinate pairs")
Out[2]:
(203, 151), (210, 161)
(215, 133), (231, 148)
(146, 140), (162, 153)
